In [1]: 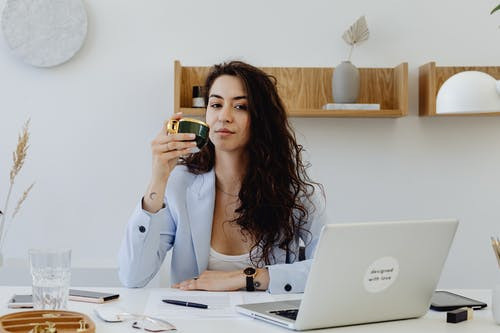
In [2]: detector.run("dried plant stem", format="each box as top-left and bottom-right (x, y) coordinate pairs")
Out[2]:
(0, 182), (14, 251)
(10, 120), (30, 183)
(0, 119), (32, 252)
(1, 184), (34, 252)
(347, 45), (355, 62)
(12, 183), (35, 219)
(341, 16), (369, 62)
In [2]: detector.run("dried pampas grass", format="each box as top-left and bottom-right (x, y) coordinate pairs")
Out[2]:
(12, 183), (35, 219)
(10, 119), (30, 183)
(0, 119), (35, 251)
(342, 16), (370, 61)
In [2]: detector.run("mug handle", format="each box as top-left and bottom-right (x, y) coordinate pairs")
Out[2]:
(166, 119), (179, 134)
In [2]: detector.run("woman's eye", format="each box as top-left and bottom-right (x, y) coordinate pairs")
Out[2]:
(234, 104), (248, 110)
(210, 103), (222, 109)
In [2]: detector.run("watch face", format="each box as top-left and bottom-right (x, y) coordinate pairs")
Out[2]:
(244, 267), (256, 275)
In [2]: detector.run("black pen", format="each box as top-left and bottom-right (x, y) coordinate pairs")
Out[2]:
(162, 299), (208, 309)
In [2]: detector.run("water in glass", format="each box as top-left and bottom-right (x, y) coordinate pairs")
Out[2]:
(29, 249), (71, 310)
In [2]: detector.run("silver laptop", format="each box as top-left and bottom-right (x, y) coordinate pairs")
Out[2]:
(236, 219), (458, 330)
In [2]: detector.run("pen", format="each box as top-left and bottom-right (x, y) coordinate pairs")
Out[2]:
(162, 299), (208, 309)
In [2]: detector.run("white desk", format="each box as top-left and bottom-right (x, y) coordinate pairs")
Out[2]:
(0, 287), (498, 332)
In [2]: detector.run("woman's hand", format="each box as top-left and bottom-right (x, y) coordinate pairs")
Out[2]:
(172, 270), (245, 291)
(151, 113), (197, 183)
(143, 113), (197, 214)
(172, 268), (269, 292)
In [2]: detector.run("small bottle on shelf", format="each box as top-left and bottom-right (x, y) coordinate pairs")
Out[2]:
(192, 86), (205, 108)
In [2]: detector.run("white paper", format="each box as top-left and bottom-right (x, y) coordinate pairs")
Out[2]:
(143, 290), (301, 320)
(144, 290), (245, 320)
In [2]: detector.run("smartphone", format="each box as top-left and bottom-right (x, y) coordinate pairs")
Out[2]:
(69, 289), (120, 303)
(8, 290), (119, 307)
(430, 291), (487, 311)
(8, 294), (33, 308)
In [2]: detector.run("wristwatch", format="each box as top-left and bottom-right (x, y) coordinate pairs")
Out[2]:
(243, 267), (258, 291)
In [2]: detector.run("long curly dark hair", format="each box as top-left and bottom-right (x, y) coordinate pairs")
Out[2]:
(180, 61), (322, 265)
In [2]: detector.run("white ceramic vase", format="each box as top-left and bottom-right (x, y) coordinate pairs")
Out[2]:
(332, 61), (360, 103)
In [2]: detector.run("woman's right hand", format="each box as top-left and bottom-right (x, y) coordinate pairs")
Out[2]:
(151, 113), (197, 183)
(144, 113), (197, 213)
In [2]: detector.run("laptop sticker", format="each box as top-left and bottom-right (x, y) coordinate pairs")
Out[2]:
(363, 256), (399, 293)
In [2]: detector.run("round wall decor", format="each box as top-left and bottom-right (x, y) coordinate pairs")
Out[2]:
(1, 0), (88, 67)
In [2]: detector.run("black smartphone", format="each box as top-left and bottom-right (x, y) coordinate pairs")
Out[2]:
(69, 289), (120, 303)
(8, 294), (33, 308)
(430, 291), (487, 311)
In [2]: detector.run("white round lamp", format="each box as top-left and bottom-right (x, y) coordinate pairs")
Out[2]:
(436, 71), (500, 114)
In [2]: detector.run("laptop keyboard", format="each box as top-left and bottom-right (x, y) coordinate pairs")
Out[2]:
(270, 309), (299, 320)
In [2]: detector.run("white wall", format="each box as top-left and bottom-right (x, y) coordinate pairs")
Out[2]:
(1, 0), (499, 287)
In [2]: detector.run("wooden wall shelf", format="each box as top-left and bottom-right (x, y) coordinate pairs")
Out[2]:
(174, 60), (408, 118)
(419, 62), (500, 116)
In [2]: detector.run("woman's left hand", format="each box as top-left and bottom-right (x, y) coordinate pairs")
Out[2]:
(172, 270), (245, 291)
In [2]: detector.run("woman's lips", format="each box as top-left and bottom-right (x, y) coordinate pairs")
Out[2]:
(215, 129), (234, 136)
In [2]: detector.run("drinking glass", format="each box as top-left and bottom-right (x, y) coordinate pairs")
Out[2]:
(29, 248), (71, 310)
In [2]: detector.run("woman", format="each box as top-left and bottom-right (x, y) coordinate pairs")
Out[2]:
(118, 61), (325, 294)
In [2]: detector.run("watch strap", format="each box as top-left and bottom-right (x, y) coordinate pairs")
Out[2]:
(244, 267), (257, 291)
(246, 275), (255, 291)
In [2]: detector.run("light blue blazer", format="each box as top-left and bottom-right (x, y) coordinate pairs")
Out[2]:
(118, 165), (326, 294)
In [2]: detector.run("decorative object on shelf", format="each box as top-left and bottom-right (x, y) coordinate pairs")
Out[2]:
(322, 103), (380, 111)
(333, 16), (369, 103)
(333, 61), (359, 103)
(436, 71), (500, 114)
(1, 0), (88, 67)
(0, 120), (35, 267)
(419, 62), (500, 116)
(192, 86), (205, 108)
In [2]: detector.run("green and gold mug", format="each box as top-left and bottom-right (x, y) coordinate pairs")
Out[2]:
(166, 117), (209, 149)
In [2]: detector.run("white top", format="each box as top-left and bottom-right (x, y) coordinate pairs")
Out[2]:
(207, 247), (253, 271)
